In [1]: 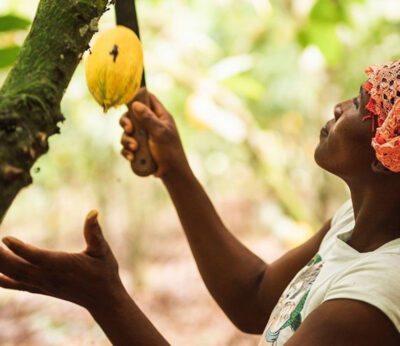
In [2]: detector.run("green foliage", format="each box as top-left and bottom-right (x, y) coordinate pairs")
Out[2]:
(298, 0), (349, 65)
(310, 0), (347, 24)
(298, 22), (342, 64)
(222, 75), (265, 100)
(0, 14), (30, 32)
(0, 14), (30, 69)
(0, 46), (20, 68)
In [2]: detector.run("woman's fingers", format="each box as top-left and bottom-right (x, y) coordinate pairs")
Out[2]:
(131, 102), (163, 135)
(120, 133), (138, 162)
(0, 275), (42, 294)
(2, 237), (54, 267)
(121, 149), (134, 162)
(119, 115), (134, 134)
(121, 134), (138, 151)
(0, 247), (41, 285)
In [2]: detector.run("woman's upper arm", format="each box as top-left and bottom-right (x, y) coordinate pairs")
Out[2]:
(284, 299), (400, 346)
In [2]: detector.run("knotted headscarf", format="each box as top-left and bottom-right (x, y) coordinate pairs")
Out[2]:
(364, 60), (400, 172)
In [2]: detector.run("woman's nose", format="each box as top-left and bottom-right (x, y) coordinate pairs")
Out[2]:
(334, 104), (343, 120)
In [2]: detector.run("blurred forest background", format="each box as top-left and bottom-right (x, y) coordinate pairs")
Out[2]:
(1, 0), (400, 345)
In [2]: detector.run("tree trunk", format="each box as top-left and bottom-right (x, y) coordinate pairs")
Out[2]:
(0, 0), (110, 223)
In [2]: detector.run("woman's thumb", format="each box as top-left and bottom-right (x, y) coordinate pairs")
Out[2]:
(84, 210), (108, 257)
(132, 102), (163, 135)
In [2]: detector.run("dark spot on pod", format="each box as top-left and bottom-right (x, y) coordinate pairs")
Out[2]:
(384, 94), (388, 100)
(397, 90), (400, 97)
(382, 77), (387, 83)
(109, 44), (119, 62)
(390, 80), (394, 86)
(391, 97), (395, 105)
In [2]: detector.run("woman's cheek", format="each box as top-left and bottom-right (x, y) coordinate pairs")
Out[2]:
(335, 116), (369, 142)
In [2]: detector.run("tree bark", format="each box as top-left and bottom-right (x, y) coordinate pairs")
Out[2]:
(0, 0), (110, 223)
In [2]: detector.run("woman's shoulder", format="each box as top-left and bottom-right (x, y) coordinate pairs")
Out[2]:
(323, 251), (400, 332)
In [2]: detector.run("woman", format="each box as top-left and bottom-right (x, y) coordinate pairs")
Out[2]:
(0, 60), (399, 345)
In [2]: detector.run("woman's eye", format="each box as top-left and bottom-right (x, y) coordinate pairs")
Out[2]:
(353, 98), (359, 108)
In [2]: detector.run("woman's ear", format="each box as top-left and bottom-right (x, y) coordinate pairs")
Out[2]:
(371, 158), (395, 175)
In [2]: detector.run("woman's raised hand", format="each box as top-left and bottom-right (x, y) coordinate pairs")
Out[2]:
(120, 88), (190, 179)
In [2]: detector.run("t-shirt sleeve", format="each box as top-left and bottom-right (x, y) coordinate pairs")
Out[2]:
(323, 254), (400, 332)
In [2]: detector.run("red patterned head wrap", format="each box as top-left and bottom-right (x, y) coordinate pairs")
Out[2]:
(364, 60), (400, 172)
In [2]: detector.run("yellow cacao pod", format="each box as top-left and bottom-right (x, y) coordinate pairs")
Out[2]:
(85, 25), (144, 112)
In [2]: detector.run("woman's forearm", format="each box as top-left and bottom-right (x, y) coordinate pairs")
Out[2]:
(162, 168), (268, 330)
(88, 287), (170, 346)
(119, 91), (270, 329)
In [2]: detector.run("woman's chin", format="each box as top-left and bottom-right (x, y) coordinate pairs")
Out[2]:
(314, 143), (334, 173)
(314, 142), (326, 167)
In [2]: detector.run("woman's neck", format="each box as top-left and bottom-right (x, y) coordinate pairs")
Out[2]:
(347, 183), (400, 252)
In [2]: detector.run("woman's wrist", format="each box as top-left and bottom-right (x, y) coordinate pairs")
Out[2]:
(86, 284), (170, 346)
(161, 163), (194, 186)
(85, 281), (130, 315)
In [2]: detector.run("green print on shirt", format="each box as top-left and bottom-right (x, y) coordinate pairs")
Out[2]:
(265, 254), (323, 345)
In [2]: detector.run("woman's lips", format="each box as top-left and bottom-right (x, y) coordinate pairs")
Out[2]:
(320, 119), (334, 137)
(320, 126), (329, 137)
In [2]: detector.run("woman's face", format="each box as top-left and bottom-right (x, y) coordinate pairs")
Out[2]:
(314, 86), (377, 180)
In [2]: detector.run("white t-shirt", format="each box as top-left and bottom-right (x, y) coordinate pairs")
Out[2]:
(258, 199), (400, 346)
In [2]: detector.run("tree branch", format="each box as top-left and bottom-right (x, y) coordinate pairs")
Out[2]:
(0, 0), (111, 223)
